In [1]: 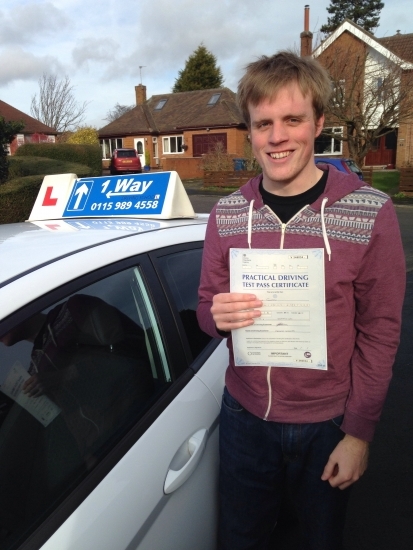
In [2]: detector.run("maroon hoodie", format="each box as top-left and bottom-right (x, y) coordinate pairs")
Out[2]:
(197, 167), (405, 442)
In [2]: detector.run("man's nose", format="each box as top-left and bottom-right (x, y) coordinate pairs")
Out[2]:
(268, 122), (288, 143)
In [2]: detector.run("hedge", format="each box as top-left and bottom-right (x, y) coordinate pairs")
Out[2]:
(8, 156), (93, 180)
(0, 176), (44, 223)
(15, 143), (102, 176)
(0, 159), (95, 223)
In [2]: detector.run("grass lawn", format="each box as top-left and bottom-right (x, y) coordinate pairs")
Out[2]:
(372, 171), (400, 195)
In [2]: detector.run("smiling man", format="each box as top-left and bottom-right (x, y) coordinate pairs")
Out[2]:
(197, 51), (405, 550)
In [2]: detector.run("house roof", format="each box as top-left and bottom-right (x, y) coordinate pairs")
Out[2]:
(98, 87), (246, 137)
(313, 19), (413, 70)
(0, 100), (58, 135)
(377, 33), (413, 63)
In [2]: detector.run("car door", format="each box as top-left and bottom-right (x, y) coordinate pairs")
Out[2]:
(0, 244), (226, 550)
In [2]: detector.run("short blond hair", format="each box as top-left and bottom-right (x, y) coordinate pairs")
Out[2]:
(237, 51), (332, 127)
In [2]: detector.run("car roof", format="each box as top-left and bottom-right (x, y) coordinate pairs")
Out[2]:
(0, 216), (208, 288)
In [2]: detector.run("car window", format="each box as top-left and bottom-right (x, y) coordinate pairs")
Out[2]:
(0, 265), (171, 549)
(117, 150), (136, 158)
(345, 159), (362, 174)
(155, 247), (212, 360)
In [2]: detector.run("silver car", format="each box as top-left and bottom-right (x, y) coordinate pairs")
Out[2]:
(0, 173), (227, 550)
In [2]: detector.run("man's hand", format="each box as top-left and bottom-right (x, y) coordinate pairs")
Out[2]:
(23, 374), (46, 397)
(321, 434), (369, 490)
(211, 293), (262, 332)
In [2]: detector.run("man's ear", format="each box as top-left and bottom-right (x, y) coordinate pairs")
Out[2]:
(315, 114), (325, 138)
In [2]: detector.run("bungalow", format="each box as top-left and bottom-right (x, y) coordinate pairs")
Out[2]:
(0, 100), (58, 154)
(98, 85), (249, 178)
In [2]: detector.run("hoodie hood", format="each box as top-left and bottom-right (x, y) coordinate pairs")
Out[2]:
(238, 165), (366, 212)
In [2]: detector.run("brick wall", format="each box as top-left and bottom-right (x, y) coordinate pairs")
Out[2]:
(396, 70), (413, 168)
(160, 157), (204, 179)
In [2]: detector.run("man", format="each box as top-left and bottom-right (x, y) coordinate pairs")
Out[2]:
(197, 51), (405, 550)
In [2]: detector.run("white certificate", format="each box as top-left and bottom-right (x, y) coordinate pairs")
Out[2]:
(230, 248), (327, 369)
(0, 361), (61, 427)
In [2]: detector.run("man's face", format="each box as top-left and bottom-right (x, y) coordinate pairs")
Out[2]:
(248, 83), (324, 196)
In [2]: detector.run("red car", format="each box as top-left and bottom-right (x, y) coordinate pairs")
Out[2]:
(110, 149), (142, 175)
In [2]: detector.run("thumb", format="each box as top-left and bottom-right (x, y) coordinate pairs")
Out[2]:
(321, 457), (338, 481)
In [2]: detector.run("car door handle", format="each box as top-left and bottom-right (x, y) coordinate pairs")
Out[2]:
(164, 429), (208, 495)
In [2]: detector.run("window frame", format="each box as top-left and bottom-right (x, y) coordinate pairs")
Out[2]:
(162, 135), (184, 154)
(314, 126), (343, 156)
(100, 138), (123, 160)
(149, 242), (216, 367)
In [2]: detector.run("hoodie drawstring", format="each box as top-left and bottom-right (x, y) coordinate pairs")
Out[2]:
(247, 199), (255, 249)
(320, 197), (331, 261)
(248, 198), (332, 260)
(247, 197), (331, 420)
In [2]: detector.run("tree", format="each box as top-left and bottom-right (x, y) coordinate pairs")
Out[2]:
(105, 103), (135, 122)
(172, 44), (224, 93)
(320, 0), (384, 36)
(66, 126), (99, 145)
(30, 74), (89, 133)
(0, 117), (25, 183)
(318, 42), (413, 166)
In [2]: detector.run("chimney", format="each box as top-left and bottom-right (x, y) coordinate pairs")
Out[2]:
(300, 5), (313, 57)
(135, 84), (147, 105)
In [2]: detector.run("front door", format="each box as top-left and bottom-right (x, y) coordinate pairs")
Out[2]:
(365, 129), (397, 167)
(134, 138), (145, 166)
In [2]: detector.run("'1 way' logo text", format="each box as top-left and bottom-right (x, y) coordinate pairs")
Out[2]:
(101, 178), (152, 198)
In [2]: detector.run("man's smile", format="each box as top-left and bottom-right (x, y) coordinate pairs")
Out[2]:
(269, 151), (292, 159)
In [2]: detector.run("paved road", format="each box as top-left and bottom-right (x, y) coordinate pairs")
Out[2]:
(190, 192), (413, 549)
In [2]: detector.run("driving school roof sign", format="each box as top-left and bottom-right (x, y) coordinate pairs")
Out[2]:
(28, 171), (196, 221)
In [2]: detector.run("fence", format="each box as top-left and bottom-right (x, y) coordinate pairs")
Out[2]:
(203, 170), (258, 188)
(399, 168), (413, 195)
(361, 167), (373, 185)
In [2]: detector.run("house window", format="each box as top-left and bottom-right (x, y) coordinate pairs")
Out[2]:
(162, 136), (183, 154)
(314, 127), (343, 155)
(207, 93), (221, 105)
(154, 99), (167, 111)
(100, 138), (122, 159)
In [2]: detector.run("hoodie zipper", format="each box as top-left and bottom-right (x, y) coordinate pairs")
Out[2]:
(263, 204), (308, 420)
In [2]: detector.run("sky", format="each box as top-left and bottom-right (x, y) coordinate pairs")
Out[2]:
(1, 0), (412, 130)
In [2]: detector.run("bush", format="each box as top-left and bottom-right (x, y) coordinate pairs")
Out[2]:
(0, 176), (44, 223)
(66, 126), (99, 145)
(8, 156), (93, 179)
(15, 143), (102, 176)
(200, 142), (234, 171)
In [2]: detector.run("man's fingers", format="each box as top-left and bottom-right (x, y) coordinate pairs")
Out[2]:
(211, 292), (263, 331)
(321, 458), (336, 481)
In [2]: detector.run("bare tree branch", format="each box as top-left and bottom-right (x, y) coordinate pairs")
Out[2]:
(104, 103), (135, 122)
(318, 43), (413, 165)
(30, 74), (89, 133)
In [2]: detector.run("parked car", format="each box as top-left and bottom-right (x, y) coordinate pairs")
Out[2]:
(0, 173), (227, 550)
(110, 148), (142, 175)
(315, 157), (364, 180)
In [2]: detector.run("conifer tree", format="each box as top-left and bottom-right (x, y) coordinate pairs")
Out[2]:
(320, 0), (384, 35)
(172, 44), (224, 93)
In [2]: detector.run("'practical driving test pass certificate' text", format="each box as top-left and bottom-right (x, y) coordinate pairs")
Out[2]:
(230, 248), (327, 369)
